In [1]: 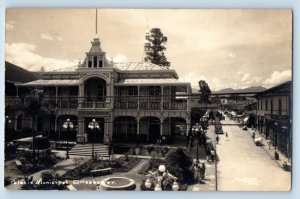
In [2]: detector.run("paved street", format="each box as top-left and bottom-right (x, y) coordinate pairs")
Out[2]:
(217, 117), (291, 191)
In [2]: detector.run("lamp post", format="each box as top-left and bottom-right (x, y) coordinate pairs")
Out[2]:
(192, 123), (201, 162)
(144, 164), (179, 191)
(5, 116), (12, 131)
(88, 119), (100, 160)
(63, 118), (74, 159)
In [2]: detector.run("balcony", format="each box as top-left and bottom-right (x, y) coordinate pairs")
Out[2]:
(79, 101), (111, 109)
(163, 101), (187, 110)
(140, 102), (161, 110)
(5, 96), (21, 106)
(114, 102), (138, 109)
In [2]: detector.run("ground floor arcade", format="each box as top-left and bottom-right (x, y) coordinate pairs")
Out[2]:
(9, 112), (191, 145)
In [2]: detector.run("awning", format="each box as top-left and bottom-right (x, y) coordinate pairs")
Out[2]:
(19, 79), (79, 87)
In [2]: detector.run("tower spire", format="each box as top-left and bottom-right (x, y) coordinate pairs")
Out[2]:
(95, 9), (98, 37)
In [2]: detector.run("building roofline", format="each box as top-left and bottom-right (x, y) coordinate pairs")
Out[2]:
(255, 81), (291, 97)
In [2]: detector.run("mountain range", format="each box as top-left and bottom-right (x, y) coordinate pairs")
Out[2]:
(5, 61), (41, 83)
(192, 86), (266, 94)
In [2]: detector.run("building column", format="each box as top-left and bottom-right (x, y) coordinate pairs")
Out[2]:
(78, 83), (84, 108)
(137, 86), (140, 111)
(160, 117), (163, 135)
(55, 86), (58, 108)
(186, 85), (190, 111)
(103, 117), (112, 144)
(161, 86), (164, 111)
(186, 116), (191, 136)
(16, 86), (19, 97)
(14, 115), (18, 130)
(106, 83), (111, 103)
(137, 117), (140, 143)
(54, 116), (58, 132)
(77, 117), (85, 143)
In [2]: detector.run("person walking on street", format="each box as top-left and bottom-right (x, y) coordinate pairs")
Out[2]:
(225, 132), (229, 141)
(216, 135), (220, 144)
(206, 146), (211, 162)
(211, 149), (216, 162)
(193, 160), (201, 183)
(199, 162), (206, 182)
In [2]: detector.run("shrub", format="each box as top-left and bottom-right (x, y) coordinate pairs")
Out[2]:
(32, 137), (51, 150)
(164, 148), (193, 184)
(165, 148), (192, 168)
(4, 176), (11, 186)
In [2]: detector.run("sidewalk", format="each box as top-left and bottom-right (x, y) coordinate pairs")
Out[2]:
(247, 128), (291, 171)
(187, 124), (217, 191)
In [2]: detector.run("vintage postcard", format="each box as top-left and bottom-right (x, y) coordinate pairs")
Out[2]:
(4, 9), (292, 191)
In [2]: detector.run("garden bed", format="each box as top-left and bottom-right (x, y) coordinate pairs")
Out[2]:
(60, 157), (140, 180)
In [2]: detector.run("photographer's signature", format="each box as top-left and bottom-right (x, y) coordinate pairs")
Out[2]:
(232, 177), (263, 185)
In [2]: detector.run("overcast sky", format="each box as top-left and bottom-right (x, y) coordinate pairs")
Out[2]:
(5, 9), (292, 91)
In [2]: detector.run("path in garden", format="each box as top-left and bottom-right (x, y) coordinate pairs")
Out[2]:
(127, 159), (149, 175)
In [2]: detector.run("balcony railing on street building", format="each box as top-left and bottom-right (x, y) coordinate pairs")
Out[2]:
(5, 95), (189, 111)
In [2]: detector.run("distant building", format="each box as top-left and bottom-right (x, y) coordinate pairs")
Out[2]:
(256, 81), (292, 157)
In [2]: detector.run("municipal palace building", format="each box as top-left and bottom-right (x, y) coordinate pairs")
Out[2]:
(14, 30), (192, 144)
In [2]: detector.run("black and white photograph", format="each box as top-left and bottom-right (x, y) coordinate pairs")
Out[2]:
(4, 9), (292, 191)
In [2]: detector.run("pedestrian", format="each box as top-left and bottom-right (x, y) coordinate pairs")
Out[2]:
(216, 135), (220, 144)
(252, 132), (255, 139)
(203, 136), (207, 148)
(161, 134), (166, 145)
(225, 132), (229, 141)
(199, 162), (206, 182)
(206, 147), (211, 162)
(193, 160), (201, 183)
(211, 149), (216, 162)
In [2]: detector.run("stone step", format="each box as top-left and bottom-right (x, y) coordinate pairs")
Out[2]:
(69, 144), (109, 157)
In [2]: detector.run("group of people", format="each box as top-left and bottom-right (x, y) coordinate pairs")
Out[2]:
(193, 160), (206, 183)
(187, 129), (207, 149)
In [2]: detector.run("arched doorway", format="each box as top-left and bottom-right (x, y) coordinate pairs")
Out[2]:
(163, 117), (187, 145)
(84, 77), (106, 102)
(113, 116), (137, 143)
(140, 117), (161, 143)
(85, 117), (105, 143)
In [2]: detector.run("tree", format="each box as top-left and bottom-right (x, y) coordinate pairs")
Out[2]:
(198, 80), (211, 104)
(23, 89), (51, 165)
(145, 28), (170, 67)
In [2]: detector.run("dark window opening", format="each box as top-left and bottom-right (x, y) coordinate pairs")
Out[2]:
(99, 60), (103, 67)
(88, 60), (92, 68)
(279, 98), (282, 115)
(149, 86), (161, 96)
(271, 99), (273, 115)
(94, 56), (97, 68)
(128, 86), (138, 96)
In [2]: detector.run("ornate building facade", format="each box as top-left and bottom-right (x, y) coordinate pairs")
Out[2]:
(13, 35), (192, 144)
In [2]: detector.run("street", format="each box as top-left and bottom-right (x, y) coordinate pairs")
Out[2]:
(216, 117), (291, 191)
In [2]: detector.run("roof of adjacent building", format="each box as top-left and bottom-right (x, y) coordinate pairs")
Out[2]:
(18, 79), (79, 86)
(52, 65), (79, 72)
(255, 81), (291, 97)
